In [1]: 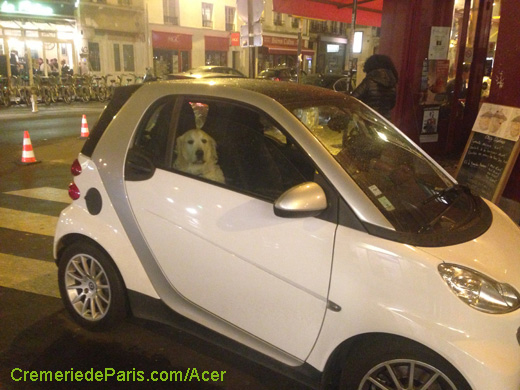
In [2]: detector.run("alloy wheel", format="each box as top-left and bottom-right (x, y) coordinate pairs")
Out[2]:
(358, 359), (457, 390)
(64, 254), (111, 321)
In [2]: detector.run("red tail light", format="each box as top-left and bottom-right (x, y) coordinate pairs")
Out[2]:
(71, 159), (82, 176)
(68, 182), (80, 200)
(274, 77), (281, 81)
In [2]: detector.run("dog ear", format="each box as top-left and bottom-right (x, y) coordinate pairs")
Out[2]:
(207, 134), (219, 163)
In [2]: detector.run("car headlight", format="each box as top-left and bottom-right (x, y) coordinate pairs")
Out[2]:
(438, 263), (520, 314)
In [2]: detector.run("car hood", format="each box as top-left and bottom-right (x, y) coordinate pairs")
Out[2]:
(417, 201), (520, 288)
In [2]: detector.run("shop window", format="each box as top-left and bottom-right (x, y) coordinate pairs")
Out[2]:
(225, 6), (235, 31)
(88, 42), (101, 72)
(181, 51), (190, 72)
(114, 44), (121, 72)
(202, 3), (213, 28)
(163, 0), (179, 25)
(123, 44), (135, 72)
(205, 51), (227, 66)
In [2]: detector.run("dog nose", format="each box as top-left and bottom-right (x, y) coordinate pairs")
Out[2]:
(196, 149), (204, 160)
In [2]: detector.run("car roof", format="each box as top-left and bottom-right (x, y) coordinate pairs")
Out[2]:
(167, 77), (347, 105)
(166, 72), (241, 79)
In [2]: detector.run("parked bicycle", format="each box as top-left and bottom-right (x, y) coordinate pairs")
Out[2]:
(33, 75), (52, 106)
(48, 75), (72, 104)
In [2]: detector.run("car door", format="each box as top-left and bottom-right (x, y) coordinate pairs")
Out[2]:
(125, 97), (337, 359)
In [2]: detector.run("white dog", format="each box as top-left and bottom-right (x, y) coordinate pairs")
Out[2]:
(173, 129), (225, 183)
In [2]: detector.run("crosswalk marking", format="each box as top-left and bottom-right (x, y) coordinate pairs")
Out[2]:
(4, 187), (70, 204)
(0, 253), (59, 298)
(0, 187), (65, 298)
(0, 207), (58, 236)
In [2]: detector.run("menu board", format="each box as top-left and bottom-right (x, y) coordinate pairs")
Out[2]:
(456, 103), (520, 203)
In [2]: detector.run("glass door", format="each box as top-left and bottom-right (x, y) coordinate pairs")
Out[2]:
(446, 0), (499, 152)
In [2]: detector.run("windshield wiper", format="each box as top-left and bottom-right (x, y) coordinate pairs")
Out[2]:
(421, 184), (464, 206)
(418, 185), (469, 234)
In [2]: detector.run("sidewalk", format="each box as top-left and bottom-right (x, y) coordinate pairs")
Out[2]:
(0, 101), (106, 120)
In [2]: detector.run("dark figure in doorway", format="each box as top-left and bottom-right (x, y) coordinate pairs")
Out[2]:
(352, 54), (398, 120)
(446, 63), (470, 101)
(10, 50), (19, 76)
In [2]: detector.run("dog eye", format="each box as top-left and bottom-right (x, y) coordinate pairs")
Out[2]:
(202, 139), (207, 144)
(187, 140), (194, 145)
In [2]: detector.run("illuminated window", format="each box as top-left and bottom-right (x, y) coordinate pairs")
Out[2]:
(353, 31), (363, 54)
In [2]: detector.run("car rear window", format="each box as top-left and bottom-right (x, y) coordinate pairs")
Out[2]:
(82, 84), (142, 157)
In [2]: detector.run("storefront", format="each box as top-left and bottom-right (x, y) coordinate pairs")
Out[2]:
(151, 30), (191, 77)
(0, 0), (76, 78)
(314, 35), (348, 74)
(258, 35), (314, 73)
(204, 36), (228, 66)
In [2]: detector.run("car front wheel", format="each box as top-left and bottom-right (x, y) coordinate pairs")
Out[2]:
(340, 337), (471, 390)
(58, 241), (128, 330)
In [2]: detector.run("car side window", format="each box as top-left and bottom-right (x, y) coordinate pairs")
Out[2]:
(171, 98), (316, 201)
(132, 96), (177, 168)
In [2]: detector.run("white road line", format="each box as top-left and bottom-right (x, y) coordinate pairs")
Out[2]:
(0, 207), (58, 236)
(4, 187), (70, 204)
(0, 253), (59, 298)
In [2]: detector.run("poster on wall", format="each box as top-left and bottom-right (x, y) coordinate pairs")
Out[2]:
(428, 26), (450, 60)
(422, 59), (450, 105)
(420, 106), (440, 143)
(473, 102), (520, 141)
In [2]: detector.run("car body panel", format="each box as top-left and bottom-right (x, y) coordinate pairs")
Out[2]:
(307, 222), (520, 390)
(126, 169), (335, 359)
(419, 201), (520, 286)
(53, 155), (159, 299)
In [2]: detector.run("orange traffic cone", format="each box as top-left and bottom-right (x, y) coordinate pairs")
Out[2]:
(80, 115), (89, 138)
(20, 131), (38, 164)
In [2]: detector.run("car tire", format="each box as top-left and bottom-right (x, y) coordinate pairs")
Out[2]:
(339, 336), (471, 390)
(58, 241), (128, 330)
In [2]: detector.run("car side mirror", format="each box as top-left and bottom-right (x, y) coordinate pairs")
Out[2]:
(274, 182), (327, 218)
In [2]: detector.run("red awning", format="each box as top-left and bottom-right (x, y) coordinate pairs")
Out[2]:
(205, 36), (229, 52)
(152, 31), (192, 51)
(273, 0), (382, 27)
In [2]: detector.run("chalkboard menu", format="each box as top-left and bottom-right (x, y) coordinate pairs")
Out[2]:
(456, 103), (520, 203)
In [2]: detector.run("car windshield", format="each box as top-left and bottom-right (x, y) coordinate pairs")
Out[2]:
(290, 99), (477, 234)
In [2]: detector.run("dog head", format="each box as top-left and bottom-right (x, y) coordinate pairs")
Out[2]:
(174, 129), (218, 167)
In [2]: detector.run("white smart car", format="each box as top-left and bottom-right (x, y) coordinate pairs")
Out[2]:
(54, 79), (520, 390)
